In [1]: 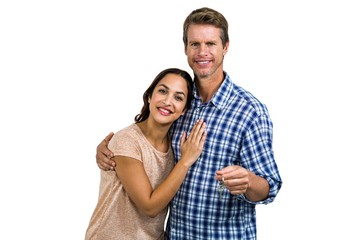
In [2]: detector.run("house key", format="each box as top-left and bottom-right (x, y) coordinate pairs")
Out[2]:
(217, 176), (225, 200)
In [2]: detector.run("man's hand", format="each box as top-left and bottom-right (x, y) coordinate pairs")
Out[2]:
(215, 165), (269, 201)
(215, 165), (250, 195)
(96, 132), (116, 171)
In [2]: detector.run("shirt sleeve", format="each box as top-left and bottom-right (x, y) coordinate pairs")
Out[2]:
(108, 129), (143, 162)
(238, 113), (283, 205)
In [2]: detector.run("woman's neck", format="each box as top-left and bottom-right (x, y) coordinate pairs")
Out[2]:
(137, 120), (170, 152)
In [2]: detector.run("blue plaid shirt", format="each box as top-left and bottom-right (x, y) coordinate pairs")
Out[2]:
(166, 72), (282, 239)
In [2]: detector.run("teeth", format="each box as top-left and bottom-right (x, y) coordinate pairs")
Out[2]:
(159, 108), (170, 114)
(198, 61), (209, 64)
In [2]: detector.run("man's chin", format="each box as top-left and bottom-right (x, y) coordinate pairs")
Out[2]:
(194, 70), (210, 79)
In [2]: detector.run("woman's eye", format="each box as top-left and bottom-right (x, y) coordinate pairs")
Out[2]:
(175, 96), (184, 101)
(158, 89), (166, 94)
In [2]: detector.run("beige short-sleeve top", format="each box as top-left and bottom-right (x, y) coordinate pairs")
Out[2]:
(85, 124), (174, 240)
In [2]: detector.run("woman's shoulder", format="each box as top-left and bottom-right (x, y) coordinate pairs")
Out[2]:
(114, 123), (141, 137)
(109, 124), (142, 146)
(109, 124), (144, 156)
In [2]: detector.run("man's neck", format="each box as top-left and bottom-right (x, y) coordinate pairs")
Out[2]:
(195, 71), (225, 103)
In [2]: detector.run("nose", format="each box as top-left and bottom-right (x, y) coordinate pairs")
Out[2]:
(199, 43), (209, 56)
(162, 96), (170, 105)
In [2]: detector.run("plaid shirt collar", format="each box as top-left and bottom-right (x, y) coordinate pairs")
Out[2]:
(192, 71), (233, 110)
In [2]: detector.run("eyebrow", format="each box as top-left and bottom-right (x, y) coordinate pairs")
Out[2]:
(158, 83), (186, 96)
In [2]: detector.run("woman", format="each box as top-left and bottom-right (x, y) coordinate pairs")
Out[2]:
(85, 68), (207, 240)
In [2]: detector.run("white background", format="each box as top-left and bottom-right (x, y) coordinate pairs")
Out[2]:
(1, 0), (359, 239)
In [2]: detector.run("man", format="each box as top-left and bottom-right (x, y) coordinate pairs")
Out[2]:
(96, 7), (282, 239)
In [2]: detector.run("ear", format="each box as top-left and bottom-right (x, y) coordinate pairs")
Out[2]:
(223, 41), (229, 56)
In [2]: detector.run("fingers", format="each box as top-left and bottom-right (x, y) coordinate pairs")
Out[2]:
(215, 165), (238, 176)
(216, 166), (248, 182)
(215, 165), (249, 195)
(104, 132), (114, 145)
(96, 132), (116, 171)
(195, 120), (207, 144)
(180, 131), (187, 146)
(188, 119), (207, 144)
(97, 160), (114, 171)
(96, 150), (115, 171)
(226, 178), (250, 195)
(215, 175), (249, 195)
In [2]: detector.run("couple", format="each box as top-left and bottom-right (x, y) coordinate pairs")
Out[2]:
(86, 7), (282, 240)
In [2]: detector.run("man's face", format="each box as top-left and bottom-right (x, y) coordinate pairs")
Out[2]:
(185, 24), (228, 79)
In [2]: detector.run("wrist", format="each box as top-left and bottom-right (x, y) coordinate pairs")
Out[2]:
(178, 158), (193, 169)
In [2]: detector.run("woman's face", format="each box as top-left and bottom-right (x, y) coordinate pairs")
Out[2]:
(149, 73), (188, 125)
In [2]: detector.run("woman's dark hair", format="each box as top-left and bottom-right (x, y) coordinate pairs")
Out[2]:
(134, 68), (193, 123)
